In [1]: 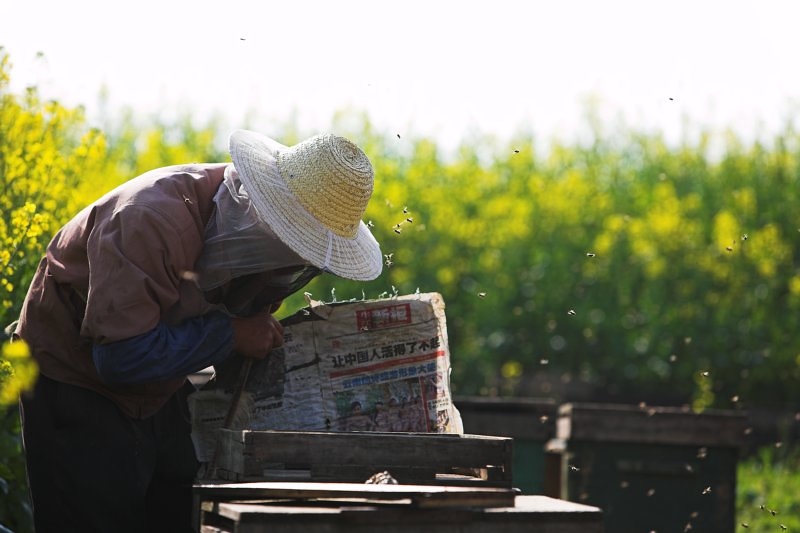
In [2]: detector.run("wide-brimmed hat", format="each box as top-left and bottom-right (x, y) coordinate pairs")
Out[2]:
(228, 130), (383, 281)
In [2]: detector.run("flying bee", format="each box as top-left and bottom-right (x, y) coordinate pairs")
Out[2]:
(478, 292), (486, 298)
(367, 220), (375, 228)
(702, 486), (711, 495)
(406, 217), (413, 223)
(403, 206), (409, 214)
(567, 309), (576, 316)
(394, 228), (402, 234)
(586, 252), (596, 257)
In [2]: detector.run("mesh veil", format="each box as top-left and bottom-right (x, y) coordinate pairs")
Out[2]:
(194, 165), (314, 292)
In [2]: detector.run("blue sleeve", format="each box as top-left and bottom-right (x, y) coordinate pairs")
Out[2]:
(92, 311), (235, 385)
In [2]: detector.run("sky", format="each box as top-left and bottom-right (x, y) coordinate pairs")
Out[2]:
(2, 0), (799, 153)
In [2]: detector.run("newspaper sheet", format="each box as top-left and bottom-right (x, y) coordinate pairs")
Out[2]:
(188, 292), (463, 462)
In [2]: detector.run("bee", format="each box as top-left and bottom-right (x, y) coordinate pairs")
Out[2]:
(539, 415), (549, 423)
(384, 253), (394, 268)
(514, 149), (520, 153)
(406, 217), (414, 223)
(646, 488), (656, 497)
(586, 252), (596, 257)
(697, 447), (708, 459)
(701, 371), (710, 378)
(403, 206), (409, 214)
(179, 270), (199, 282)
(397, 134), (401, 139)
(702, 486), (711, 495)
(741, 233), (748, 241)
(394, 228), (402, 234)
(478, 292), (486, 298)
(741, 522), (749, 528)
(567, 309), (576, 316)
(569, 465), (580, 472)
(539, 358), (549, 365)
(367, 220), (375, 228)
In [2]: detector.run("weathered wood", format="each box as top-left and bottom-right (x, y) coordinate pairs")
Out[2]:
(194, 481), (518, 508)
(199, 494), (604, 533)
(557, 402), (748, 447)
(213, 430), (513, 487)
(455, 396), (557, 440)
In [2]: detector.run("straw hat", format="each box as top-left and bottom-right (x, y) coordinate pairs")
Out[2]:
(228, 130), (383, 281)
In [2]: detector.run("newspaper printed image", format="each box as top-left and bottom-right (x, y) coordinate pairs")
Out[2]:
(189, 292), (463, 462)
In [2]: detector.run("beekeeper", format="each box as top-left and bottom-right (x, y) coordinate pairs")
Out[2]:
(15, 130), (383, 532)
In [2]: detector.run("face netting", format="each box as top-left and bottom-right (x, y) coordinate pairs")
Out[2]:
(194, 165), (320, 293)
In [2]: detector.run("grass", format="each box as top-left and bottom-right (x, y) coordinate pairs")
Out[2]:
(737, 445), (800, 532)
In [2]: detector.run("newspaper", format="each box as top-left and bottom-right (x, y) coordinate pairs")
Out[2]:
(188, 292), (463, 462)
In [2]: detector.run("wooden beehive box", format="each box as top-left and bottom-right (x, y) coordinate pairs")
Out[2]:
(212, 429), (513, 487)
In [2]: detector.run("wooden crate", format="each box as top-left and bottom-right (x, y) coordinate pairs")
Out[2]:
(194, 482), (604, 533)
(212, 430), (513, 487)
(550, 402), (748, 533)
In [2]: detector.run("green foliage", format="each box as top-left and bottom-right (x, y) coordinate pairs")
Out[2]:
(289, 118), (800, 409)
(737, 445), (800, 531)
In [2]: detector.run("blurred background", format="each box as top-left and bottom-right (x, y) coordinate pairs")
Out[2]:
(2, 1), (800, 531)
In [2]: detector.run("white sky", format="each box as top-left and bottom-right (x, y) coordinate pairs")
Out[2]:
(2, 0), (799, 152)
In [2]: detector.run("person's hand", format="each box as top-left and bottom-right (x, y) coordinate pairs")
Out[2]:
(230, 310), (284, 359)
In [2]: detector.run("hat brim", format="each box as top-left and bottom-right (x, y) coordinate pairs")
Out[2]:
(229, 130), (383, 281)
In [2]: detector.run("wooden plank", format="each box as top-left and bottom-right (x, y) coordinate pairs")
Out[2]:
(193, 481), (518, 509)
(215, 430), (513, 486)
(557, 402), (748, 447)
(200, 495), (604, 533)
(455, 396), (557, 440)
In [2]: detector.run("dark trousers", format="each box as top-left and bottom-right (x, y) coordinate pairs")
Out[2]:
(19, 375), (199, 533)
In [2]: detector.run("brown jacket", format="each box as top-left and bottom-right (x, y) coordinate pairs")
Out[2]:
(16, 163), (229, 418)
